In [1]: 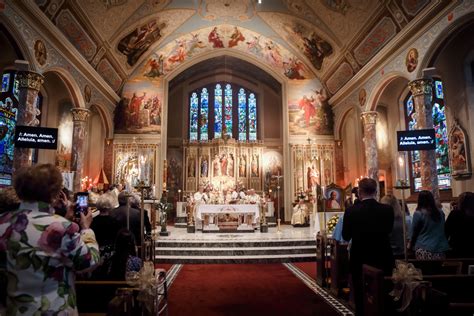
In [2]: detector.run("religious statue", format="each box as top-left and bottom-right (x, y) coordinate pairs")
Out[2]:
(221, 154), (228, 176)
(251, 154), (259, 177)
(307, 166), (319, 190)
(201, 156), (209, 177)
(188, 158), (195, 177)
(213, 154), (221, 176)
(227, 154), (234, 177)
(239, 155), (247, 177)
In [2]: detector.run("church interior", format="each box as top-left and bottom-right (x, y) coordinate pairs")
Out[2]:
(1, 0), (474, 315)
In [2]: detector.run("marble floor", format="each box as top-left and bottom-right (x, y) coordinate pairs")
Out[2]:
(155, 224), (317, 242)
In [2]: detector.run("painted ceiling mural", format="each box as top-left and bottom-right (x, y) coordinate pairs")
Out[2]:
(33, 0), (437, 95)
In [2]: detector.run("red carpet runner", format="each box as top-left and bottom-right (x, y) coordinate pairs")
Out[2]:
(167, 263), (337, 316)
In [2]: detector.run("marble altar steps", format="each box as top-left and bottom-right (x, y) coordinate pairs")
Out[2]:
(154, 239), (316, 264)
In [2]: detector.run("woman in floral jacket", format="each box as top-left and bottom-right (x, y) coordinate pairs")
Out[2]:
(0, 164), (99, 315)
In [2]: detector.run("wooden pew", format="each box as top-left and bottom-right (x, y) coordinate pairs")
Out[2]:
(316, 233), (328, 287)
(362, 264), (474, 316)
(328, 238), (350, 297)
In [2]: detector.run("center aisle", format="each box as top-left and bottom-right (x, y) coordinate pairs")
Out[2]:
(166, 263), (339, 316)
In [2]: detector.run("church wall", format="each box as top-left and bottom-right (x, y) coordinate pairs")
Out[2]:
(85, 106), (105, 182)
(332, 1), (474, 198)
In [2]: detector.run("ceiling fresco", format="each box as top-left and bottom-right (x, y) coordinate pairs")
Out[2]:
(33, 0), (436, 95)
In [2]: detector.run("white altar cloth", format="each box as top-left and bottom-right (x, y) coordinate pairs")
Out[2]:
(196, 204), (260, 223)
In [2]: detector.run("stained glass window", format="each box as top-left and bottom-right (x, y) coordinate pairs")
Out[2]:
(189, 92), (198, 141)
(214, 84), (222, 139)
(1, 73), (10, 92)
(404, 79), (450, 191)
(248, 93), (257, 141)
(238, 88), (247, 141)
(224, 84), (232, 137)
(189, 83), (257, 141)
(200, 88), (209, 141)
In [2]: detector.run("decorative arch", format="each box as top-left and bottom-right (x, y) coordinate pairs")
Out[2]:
(335, 106), (355, 140)
(42, 67), (86, 109)
(365, 72), (410, 112)
(89, 102), (113, 138)
(417, 13), (474, 77)
(0, 20), (36, 71)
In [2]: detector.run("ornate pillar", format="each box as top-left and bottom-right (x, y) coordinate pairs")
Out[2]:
(71, 108), (91, 192)
(13, 71), (44, 170)
(361, 111), (379, 182)
(334, 140), (344, 186)
(408, 79), (439, 201)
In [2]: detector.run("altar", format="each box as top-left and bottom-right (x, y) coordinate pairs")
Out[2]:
(196, 204), (260, 233)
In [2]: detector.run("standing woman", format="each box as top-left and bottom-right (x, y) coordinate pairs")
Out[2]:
(0, 164), (99, 315)
(408, 190), (449, 260)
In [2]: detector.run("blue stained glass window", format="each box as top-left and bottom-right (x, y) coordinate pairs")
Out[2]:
(200, 88), (209, 141)
(404, 79), (450, 191)
(214, 84), (222, 138)
(1, 74), (10, 92)
(12, 75), (19, 101)
(224, 84), (232, 137)
(238, 88), (247, 141)
(189, 92), (198, 141)
(248, 93), (257, 141)
(435, 81), (444, 99)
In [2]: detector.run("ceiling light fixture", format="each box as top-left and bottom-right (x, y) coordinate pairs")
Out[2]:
(258, 0), (262, 4)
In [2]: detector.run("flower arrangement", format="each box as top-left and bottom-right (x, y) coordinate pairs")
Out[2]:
(327, 214), (340, 234)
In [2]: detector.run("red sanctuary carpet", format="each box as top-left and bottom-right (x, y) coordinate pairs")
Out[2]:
(166, 263), (337, 316)
(292, 261), (317, 280)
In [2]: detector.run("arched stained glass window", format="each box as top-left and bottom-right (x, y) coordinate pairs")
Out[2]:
(224, 84), (232, 137)
(189, 92), (198, 141)
(214, 84), (223, 139)
(238, 88), (247, 141)
(248, 93), (257, 141)
(404, 79), (450, 191)
(189, 83), (257, 141)
(200, 88), (209, 141)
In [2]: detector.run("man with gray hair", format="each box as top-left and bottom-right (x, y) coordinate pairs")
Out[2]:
(342, 178), (394, 316)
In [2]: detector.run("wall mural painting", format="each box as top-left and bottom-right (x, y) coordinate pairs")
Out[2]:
(288, 80), (334, 136)
(118, 20), (167, 66)
(137, 25), (312, 82)
(405, 48), (418, 73)
(263, 151), (283, 191)
(321, 0), (350, 14)
(448, 120), (471, 179)
(166, 148), (183, 194)
(56, 103), (73, 171)
(353, 17), (397, 66)
(115, 81), (162, 133)
(55, 10), (97, 61)
(284, 21), (333, 71)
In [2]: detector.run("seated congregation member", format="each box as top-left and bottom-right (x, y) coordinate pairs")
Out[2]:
(408, 190), (449, 260)
(112, 192), (150, 246)
(342, 178), (394, 316)
(291, 198), (308, 226)
(108, 229), (143, 280)
(381, 195), (411, 258)
(445, 192), (474, 258)
(0, 164), (99, 315)
(91, 193), (120, 255)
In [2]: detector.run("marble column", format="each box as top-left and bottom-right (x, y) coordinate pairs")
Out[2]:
(334, 140), (345, 186)
(71, 108), (91, 192)
(408, 78), (440, 201)
(361, 111), (379, 182)
(13, 71), (44, 170)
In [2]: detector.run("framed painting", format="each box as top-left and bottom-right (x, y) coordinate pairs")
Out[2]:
(324, 183), (343, 211)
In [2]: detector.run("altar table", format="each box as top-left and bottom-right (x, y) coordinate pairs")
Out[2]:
(196, 204), (260, 232)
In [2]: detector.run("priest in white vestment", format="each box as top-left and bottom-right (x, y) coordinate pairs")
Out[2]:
(291, 199), (308, 226)
(193, 186), (208, 204)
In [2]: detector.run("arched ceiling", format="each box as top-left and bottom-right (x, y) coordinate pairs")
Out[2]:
(33, 0), (439, 95)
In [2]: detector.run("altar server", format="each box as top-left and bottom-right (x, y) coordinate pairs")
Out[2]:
(291, 198), (308, 226)
(246, 189), (260, 204)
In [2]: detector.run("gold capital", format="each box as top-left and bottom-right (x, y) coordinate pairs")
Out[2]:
(408, 78), (433, 97)
(15, 71), (44, 92)
(71, 108), (91, 122)
(361, 111), (377, 125)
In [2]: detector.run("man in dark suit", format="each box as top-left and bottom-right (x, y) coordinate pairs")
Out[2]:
(112, 191), (152, 246)
(342, 178), (394, 316)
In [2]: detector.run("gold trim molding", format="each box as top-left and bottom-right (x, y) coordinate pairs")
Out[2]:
(361, 111), (377, 125)
(15, 71), (44, 91)
(71, 108), (91, 122)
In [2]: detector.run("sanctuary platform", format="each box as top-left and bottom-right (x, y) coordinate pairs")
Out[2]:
(154, 225), (316, 264)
